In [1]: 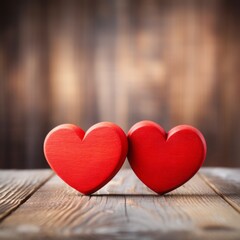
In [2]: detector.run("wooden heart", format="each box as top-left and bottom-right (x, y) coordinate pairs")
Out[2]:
(127, 121), (207, 194)
(44, 122), (128, 195)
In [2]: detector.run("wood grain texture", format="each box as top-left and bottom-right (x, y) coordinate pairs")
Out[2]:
(44, 122), (127, 194)
(127, 121), (207, 194)
(200, 168), (240, 213)
(0, 170), (52, 221)
(0, 169), (240, 239)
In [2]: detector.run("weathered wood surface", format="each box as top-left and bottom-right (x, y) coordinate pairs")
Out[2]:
(0, 170), (53, 221)
(200, 168), (240, 213)
(0, 168), (240, 239)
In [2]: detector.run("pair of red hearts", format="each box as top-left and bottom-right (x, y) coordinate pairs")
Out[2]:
(44, 121), (207, 195)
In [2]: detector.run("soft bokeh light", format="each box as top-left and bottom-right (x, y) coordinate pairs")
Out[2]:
(0, 0), (239, 168)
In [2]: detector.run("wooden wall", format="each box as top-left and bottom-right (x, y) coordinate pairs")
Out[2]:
(0, 0), (239, 168)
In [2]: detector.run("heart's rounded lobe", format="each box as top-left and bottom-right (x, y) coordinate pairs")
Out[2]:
(44, 122), (128, 195)
(127, 121), (207, 194)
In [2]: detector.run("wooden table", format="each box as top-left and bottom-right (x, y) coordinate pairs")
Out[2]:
(0, 168), (240, 239)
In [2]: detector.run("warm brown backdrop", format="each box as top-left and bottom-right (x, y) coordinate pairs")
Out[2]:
(0, 0), (239, 168)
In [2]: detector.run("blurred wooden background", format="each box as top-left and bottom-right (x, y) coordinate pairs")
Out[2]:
(0, 0), (239, 168)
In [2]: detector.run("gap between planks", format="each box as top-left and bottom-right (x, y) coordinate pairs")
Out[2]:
(0, 171), (54, 224)
(1, 169), (240, 239)
(199, 172), (240, 215)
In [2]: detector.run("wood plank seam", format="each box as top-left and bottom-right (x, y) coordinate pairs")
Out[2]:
(199, 173), (240, 214)
(1, 169), (240, 239)
(0, 172), (54, 224)
(124, 196), (129, 222)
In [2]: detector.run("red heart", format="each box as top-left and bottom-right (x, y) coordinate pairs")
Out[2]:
(44, 122), (127, 195)
(127, 121), (207, 194)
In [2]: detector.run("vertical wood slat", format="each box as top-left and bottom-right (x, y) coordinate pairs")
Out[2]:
(20, 1), (50, 168)
(0, 0), (240, 168)
(0, 169), (240, 239)
(48, 0), (83, 126)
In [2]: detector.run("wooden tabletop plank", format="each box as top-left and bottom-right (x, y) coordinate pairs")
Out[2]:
(0, 169), (240, 239)
(200, 168), (240, 213)
(0, 170), (53, 222)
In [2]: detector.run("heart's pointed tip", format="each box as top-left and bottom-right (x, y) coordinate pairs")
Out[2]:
(72, 185), (97, 195)
(79, 191), (94, 196)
